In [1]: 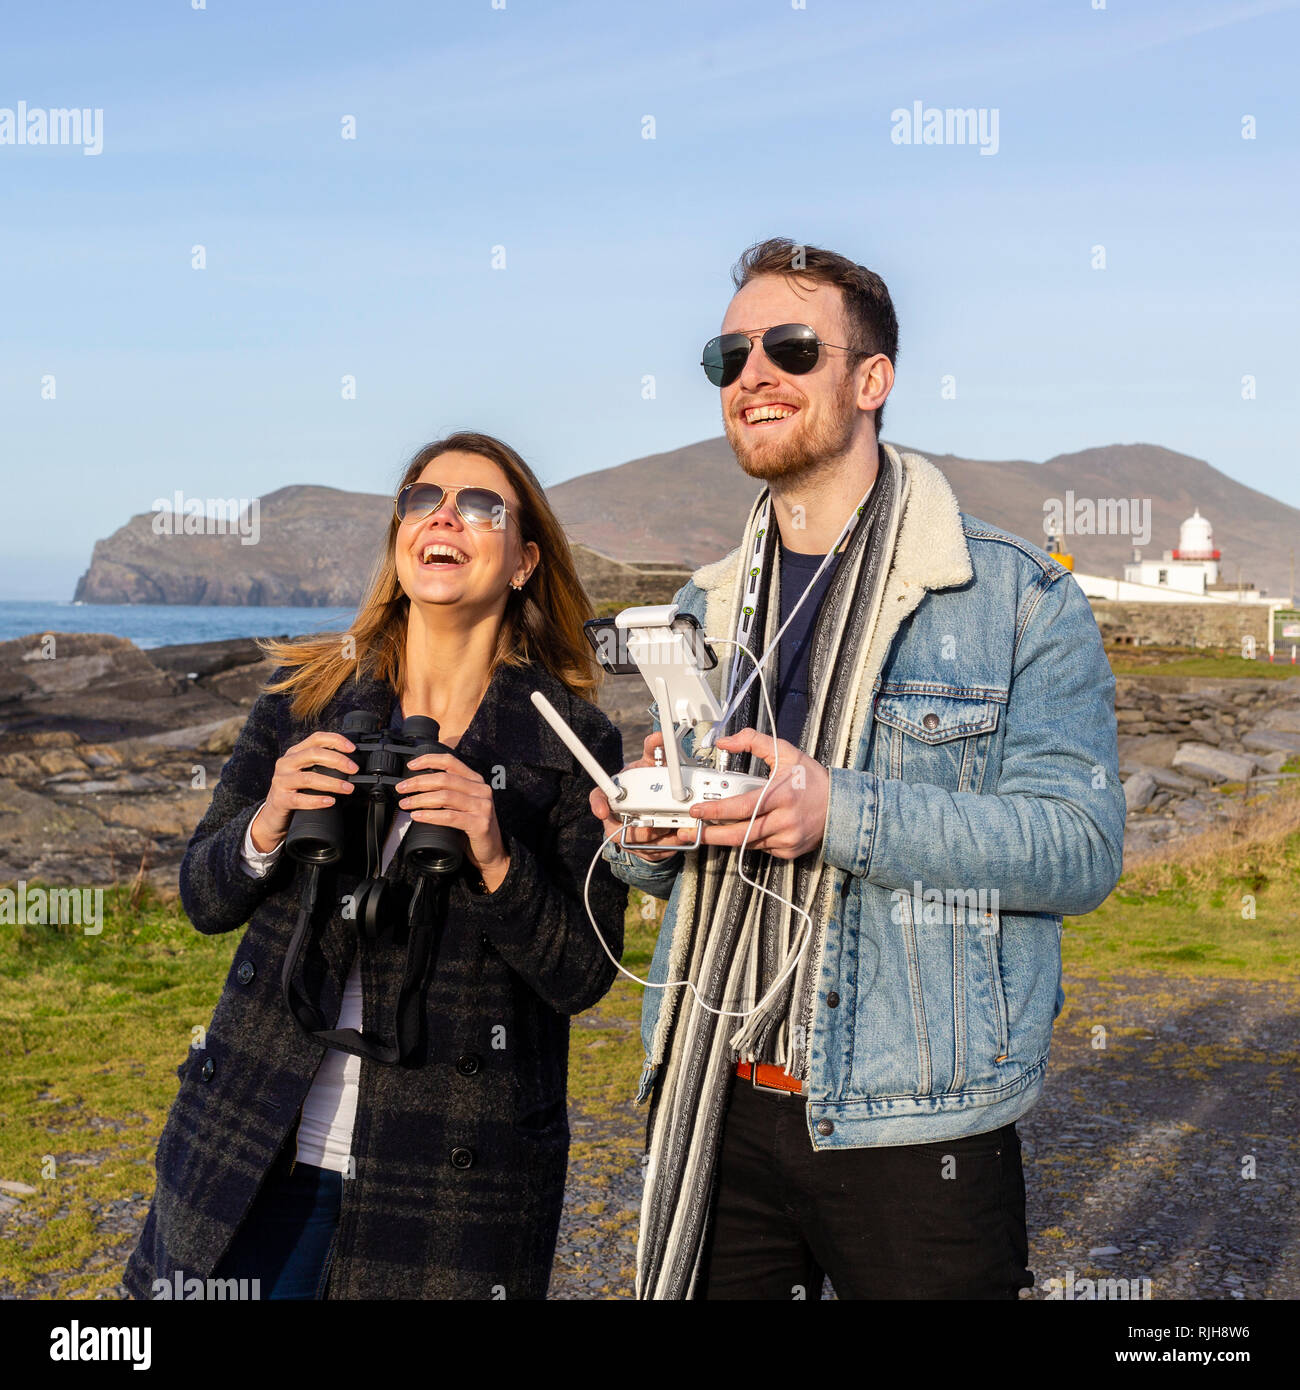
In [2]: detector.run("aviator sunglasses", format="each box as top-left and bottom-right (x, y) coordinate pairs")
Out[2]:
(700, 322), (859, 388)
(395, 481), (513, 531)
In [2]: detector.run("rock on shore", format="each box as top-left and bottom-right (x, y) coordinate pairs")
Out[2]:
(5, 628), (1295, 888)
(1117, 675), (1300, 858)
(0, 632), (286, 887)
(0, 630), (657, 890)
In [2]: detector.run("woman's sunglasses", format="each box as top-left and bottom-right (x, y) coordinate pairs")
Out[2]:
(394, 482), (513, 531)
(700, 322), (858, 388)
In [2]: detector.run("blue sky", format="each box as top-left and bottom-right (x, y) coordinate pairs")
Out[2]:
(2, 0), (1296, 599)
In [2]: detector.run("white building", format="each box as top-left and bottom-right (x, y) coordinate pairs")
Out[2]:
(1122, 508), (1220, 595)
(1072, 507), (1273, 606)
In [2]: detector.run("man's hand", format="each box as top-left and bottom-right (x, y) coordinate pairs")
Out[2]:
(589, 731), (683, 862)
(685, 729), (830, 860)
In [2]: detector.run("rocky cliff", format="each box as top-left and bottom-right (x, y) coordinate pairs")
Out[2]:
(72, 485), (390, 606)
(72, 483), (691, 609)
(73, 442), (1296, 606)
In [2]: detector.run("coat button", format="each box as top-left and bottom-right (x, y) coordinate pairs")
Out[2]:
(816, 1119), (834, 1136)
(826, 991), (840, 1008)
(200, 1058), (215, 1082)
(449, 1147), (475, 1170)
(456, 1054), (481, 1076)
(237, 960), (255, 985)
(922, 712), (940, 731)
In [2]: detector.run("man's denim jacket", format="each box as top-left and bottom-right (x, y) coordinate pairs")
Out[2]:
(604, 445), (1125, 1149)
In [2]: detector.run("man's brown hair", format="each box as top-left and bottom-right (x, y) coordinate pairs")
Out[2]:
(732, 238), (899, 434)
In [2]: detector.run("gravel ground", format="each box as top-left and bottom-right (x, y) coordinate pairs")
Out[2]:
(3, 971), (1295, 1301)
(1017, 971), (1299, 1301)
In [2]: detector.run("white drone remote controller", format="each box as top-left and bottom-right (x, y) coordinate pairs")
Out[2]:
(530, 604), (769, 851)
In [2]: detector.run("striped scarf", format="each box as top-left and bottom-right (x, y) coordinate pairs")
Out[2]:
(637, 446), (903, 1300)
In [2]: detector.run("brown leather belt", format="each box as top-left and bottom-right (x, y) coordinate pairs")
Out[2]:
(736, 1059), (806, 1095)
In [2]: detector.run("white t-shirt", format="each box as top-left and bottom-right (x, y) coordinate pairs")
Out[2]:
(239, 800), (414, 1175)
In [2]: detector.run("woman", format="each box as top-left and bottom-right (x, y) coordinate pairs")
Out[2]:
(124, 431), (628, 1300)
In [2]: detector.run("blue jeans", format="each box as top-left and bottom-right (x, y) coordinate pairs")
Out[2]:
(214, 1149), (343, 1300)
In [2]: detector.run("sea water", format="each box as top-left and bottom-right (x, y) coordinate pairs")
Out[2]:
(0, 601), (358, 650)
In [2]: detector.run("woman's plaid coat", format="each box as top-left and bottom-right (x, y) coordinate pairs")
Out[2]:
(123, 657), (628, 1299)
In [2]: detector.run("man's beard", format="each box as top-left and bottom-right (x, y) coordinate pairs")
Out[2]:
(724, 371), (858, 484)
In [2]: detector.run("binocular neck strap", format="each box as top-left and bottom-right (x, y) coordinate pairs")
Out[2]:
(281, 861), (448, 1066)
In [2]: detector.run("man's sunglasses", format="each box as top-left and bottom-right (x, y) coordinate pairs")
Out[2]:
(700, 322), (859, 388)
(394, 482), (513, 531)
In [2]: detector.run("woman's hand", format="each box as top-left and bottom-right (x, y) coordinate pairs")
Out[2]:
(396, 753), (510, 891)
(588, 730), (683, 862)
(249, 731), (358, 853)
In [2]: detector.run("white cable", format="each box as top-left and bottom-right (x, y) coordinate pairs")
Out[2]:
(699, 482), (873, 751)
(579, 638), (813, 1021)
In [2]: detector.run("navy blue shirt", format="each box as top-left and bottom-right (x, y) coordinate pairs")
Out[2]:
(773, 541), (842, 747)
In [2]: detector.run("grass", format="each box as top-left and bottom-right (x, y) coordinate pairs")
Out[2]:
(1107, 646), (1300, 680)
(1066, 778), (1300, 981)
(0, 880), (658, 1298)
(3, 786), (1299, 1294)
(0, 879), (241, 1297)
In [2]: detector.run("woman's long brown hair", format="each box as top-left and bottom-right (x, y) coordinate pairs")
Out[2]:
(255, 432), (600, 723)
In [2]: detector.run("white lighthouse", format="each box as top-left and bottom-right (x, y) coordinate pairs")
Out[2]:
(1123, 507), (1224, 595)
(1171, 508), (1221, 583)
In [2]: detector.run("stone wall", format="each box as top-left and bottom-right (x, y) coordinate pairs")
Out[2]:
(1091, 599), (1271, 651)
(572, 545), (692, 611)
(1116, 674), (1300, 858)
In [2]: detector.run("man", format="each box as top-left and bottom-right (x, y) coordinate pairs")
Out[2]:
(592, 238), (1125, 1300)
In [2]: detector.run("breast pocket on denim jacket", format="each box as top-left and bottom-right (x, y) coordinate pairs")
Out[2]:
(872, 687), (1004, 793)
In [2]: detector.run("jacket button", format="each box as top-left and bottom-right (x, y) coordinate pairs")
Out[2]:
(456, 1053), (481, 1076)
(449, 1147), (475, 1170)
(922, 712), (940, 731)
(826, 991), (840, 1008)
(200, 1058), (215, 1082)
(237, 960), (255, 985)
(816, 1119), (834, 1136)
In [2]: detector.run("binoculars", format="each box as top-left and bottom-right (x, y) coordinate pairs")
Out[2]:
(284, 709), (466, 877)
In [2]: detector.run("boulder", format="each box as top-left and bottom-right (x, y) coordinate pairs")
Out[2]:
(1241, 729), (1300, 756)
(144, 636), (281, 680)
(1117, 734), (1182, 768)
(1119, 760), (1199, 793)
(1123, 771), (1158, 812)
(198, 717), (246, 754)
(1172, 744), (1257, 784)
(0, 631), (239, 742)
(0, 775), (115, 879)
(0, 752), (41, 779)
(207, 662), (278, 707)
(37, 749), (87, 777)
(1259, 707), (1300, 734)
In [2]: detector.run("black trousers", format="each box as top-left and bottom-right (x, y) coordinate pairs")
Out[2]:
(696, 1077), (1035, 1300)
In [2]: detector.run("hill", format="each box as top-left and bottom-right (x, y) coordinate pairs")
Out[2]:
(72, 441), (1296, 603)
